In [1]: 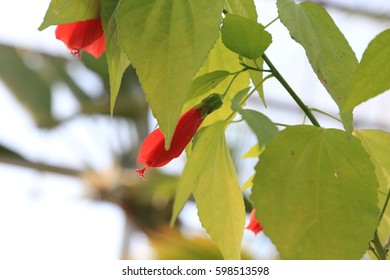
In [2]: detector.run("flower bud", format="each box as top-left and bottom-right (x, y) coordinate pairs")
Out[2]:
(135, 94), (223, 179)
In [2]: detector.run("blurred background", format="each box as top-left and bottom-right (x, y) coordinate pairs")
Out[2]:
(0, 0), (389, 260)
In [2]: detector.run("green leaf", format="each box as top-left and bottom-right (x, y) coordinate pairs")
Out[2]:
(276, 0), (358, 133)
(183, 36), (250, 127)
(342, 29), (390, 112)
(224, 0), (258, 20)
(0, 45), (54, 127)
(236, 108), (278, 146)
(221, 14), (272, 60)
(242, 143), (264, 159)
(100, 0), (130, 115)
(241, 142), (264, 191)
(117, 0), (224, 148)
(39, 0), (100, 30)
(354, 129), (390, 259)
(231, 90), (278, 145)
(242, 174), (254, 190)
(223, 0), (264, 105)
(172, 121), (245, 259)
(251, 125), (379, 259)
(231, 87), (250, 109)
(187, 70), (230, 102)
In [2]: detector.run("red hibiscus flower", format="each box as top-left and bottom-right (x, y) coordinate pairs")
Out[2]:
(246, 209), (263, 235)
(135, 94), (223, 179)
(55, 18), (105, 58)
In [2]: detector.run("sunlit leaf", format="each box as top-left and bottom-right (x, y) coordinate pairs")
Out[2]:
(251, 125), (379, 259)
(276, 0), (358, 133)
(224, 0), (258, 20)
(39, 0), (100, 30)
(354, 129), (390, 259)
(242, 174), (254, 190)
(242, 143), (263, 159)
(117, 0), (224, 148)
(100, 0), (130, 114)
(187, 70), (230, 102)
(172, 121), (245, 259)
(221, 14), (272, 60)
(224, 0), (264, 104)
(343, 29), (390, 112)
(184, 37), (250, 126)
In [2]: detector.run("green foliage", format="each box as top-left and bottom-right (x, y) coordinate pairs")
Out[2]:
(244, 57), (266, 105)
(224, 0), (258, 19)
(183, 36), (250, 127)
(221, 14), (272, 60)
(39, 0), (100, 30)
(224, 0), (265, 103)
(36, 0), (390, 260)
(187, 71), (230, 102)
(117, 0), (224, 148)
(239, 109), (278, 145)
(355, 130), (390, 259)
(100, 0), (130, 114)
(231, 94), (279, 145)
(172, 122), (245, 259)
(343, 30), (390, 112)
(251, 126), (379, 259)
(276, 0), (358, 133)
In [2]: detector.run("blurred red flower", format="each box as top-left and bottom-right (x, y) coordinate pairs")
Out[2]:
(55, 18), (105, 58)
(135, 94), (222, 179)
(246, 209), (263, 235)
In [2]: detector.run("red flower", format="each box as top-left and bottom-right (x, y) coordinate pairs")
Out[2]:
(55, 18), (105, 58)
(246, 209), (263, 235)
(135, 94), (223, 179)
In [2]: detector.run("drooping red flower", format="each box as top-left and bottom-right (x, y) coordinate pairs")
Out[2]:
(55, 18), (105, 58)
(135, 94), (223, 179)
(246, 209), (263, 235)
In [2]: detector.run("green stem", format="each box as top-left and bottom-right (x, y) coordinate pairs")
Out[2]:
(273, 122), (291, 127)
(239, 62), (272, 73)
(222, 70), (244, 98)
(369, 243), (381, 260)
(262, 54), (321, 127)
(240, 74), (273, 107)
(371, 187), (390, 260)
(308, 108), (342, 123)
(379, 187), (390, 224)
(384, 236), (390, 253)
(264, 16), (279, 29)
(225, 74), (272, 122)
(372, 231), (387, 260)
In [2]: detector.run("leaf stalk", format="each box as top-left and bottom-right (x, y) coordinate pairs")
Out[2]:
(262, 54), (321, 127)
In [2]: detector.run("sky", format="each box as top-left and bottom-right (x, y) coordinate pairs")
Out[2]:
(0, 0), (389, 261)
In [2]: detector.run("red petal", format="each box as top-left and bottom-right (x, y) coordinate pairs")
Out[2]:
(55, 19), (105, 58)
(137, 129), (166, 167)
(246, 209), (263, 235)
(168, 107), (204, 158)
(82, 32), (106, 58)
(137, 107), (204, 169)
